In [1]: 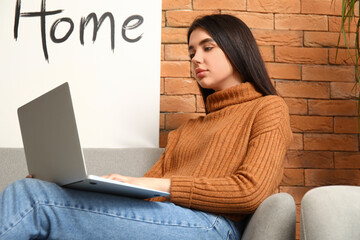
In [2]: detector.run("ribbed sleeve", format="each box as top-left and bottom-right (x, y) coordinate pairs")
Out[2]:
(144, 83), (293, 221)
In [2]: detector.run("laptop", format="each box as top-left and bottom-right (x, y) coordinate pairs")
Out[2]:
(17, 82), (169, 199)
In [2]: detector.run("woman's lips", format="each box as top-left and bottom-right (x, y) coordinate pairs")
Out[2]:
(195, 68), (207, 78)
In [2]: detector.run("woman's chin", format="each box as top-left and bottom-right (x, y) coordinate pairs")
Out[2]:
(197, 79), (215, 90)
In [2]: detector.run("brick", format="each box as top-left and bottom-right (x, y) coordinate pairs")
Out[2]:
(252, 29), (303, 47)
(331, 82), (359, 99)
(193, 0), (246, 10)
(258, 46), (274, 62)
(160, 78), (165, 94)
(161, 61), (190, 78)
(166, 113), (204, 129)
(275, 46), (328, 64)
(275, 14), (328, 31)
(161, 44), (165, 61)
(289, 133), (303, 150)
(334, 117), (359, 133)
(279, 186), (313, 204)
(301, 0), (342, 16)
(329, 16), (359, 33)
(304, 31), (356, 48)
(296, 223), (300, 240)
(290, 115), (333, 133)
(166, 10), (217, 27)
(266, 63), (301, 80)
(280, 169), (304, 186)
(329, 48), (356, 65)
(302, 65), (355, 82)
(304, 133), (358, 151)
(335, 152), (360, 168)
(162, 27), (188, 43)
(160, 113), (165, 129)
(309, 99), (358, 116)
(305, 169), (360, 186)
(296, 205), (301, 223)
(223, 11), (274, 29)
(160, 95), (196, 112)
(164, 78), (200, 95)
(283, 98), (308, 115)
(196, 95), (205, 113)
(164, 44), (190, 61)
(162, 0), (191, 10)
(284, 150), (334, 168)
(276, 81), (329, 99)
(159, 130), (170, 148)
(247, 0), (300, 13)
(162, 11), (165, 27)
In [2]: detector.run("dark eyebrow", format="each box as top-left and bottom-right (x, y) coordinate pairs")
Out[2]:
(188, 38), (215, 51)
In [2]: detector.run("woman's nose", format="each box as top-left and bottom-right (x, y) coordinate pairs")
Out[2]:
(191, 51), (203, 64)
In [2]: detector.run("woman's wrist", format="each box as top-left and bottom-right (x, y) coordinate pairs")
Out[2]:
(102, 174), (171, 193)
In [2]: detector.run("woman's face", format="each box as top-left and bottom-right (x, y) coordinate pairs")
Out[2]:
(188, 28), (242, 91)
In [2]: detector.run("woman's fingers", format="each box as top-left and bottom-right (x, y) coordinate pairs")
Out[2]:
(102, 174), (129, 182)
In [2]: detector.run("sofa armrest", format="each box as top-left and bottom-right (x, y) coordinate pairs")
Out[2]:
(300, 186), (360, 240)
(242, 193), (296, 240)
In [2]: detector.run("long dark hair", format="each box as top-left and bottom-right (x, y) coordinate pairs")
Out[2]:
(188, 14), (277, 112)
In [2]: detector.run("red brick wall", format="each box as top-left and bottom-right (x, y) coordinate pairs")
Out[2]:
(160, 0), (360, 238)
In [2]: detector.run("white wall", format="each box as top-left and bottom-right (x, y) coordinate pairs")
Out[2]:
(0, 0), (162, 148)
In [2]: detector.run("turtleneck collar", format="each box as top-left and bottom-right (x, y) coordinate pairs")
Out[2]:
(206, 82), (263, 113)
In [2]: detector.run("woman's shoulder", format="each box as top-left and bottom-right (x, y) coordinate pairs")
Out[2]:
(250, 95), (291, 136)
(258, 94), (287, 106)
(253, 95), (289, 115)
(168, 114), (205, 134)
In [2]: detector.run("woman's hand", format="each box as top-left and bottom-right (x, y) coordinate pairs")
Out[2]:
(102, 174), (170, 193)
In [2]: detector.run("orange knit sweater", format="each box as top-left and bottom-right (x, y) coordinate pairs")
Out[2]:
(144, 82), (293, 221)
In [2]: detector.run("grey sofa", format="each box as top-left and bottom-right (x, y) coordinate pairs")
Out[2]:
(0, 148), (296, 240)
(301, 186), (360, 240)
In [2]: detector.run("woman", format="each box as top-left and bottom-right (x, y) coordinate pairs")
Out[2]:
(0, 14), (292, 239)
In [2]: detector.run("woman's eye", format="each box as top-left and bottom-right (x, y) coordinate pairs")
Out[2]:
(204, 46), (213, 51)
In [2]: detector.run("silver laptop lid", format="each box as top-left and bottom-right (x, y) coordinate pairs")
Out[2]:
(18, 82), (87, 186)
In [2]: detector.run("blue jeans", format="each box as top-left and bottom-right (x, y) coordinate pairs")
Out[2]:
(0, 179), (243, 239)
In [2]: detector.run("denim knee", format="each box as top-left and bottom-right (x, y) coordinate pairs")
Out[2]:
(4, 178), (58, 203)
